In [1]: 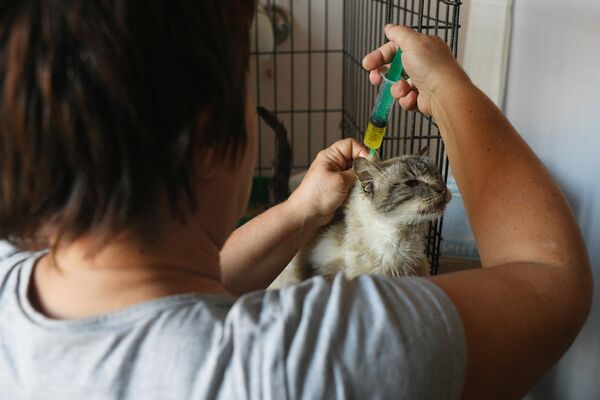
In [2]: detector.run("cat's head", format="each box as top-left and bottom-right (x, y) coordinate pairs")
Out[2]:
(352, 155), (451, 224)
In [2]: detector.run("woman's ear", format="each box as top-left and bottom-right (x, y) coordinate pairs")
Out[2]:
(192, 109), (221, 179)
(194, 148), (219, 180)
(352, 158), (380, 194)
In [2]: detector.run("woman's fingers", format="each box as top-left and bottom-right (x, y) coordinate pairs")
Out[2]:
(383, 24), (419, 49)
(315, 138), (369, 171)
(391, 80), (418, 110)
(398, 90), (419, 111)
(368, 68), (390, 85)
(363, 30), (419, 112)
(362, 41), (398, 71)
(391, 80), (413, 98)
(369, 70), (382, 85)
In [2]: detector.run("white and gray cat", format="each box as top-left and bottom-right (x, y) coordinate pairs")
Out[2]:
(271, 154), (451, 287)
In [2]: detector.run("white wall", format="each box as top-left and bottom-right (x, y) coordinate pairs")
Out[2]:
(504, 1), (600, 398)
(443, 0), (513, 259)
(458, 0), (512, 106)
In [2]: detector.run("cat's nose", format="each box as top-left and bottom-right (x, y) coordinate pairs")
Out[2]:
(437, 186), (452, 202)
(442, 186), (453, 202)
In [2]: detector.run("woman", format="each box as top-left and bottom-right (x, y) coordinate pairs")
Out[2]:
(0, 1), (591, 399)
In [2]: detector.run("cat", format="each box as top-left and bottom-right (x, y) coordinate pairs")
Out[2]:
(270, 154), (452, 288)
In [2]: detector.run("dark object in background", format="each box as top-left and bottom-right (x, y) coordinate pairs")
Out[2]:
(237, 175), (271, 227)
(237, 107), (291, 227)
(257, 106), (292, 204)
(263, 4), (291, 46)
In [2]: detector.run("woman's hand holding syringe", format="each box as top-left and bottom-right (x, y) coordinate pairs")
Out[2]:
(362, 24), (470, 117)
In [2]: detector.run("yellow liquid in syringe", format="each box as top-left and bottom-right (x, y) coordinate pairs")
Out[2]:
(364, 121), (387, 150)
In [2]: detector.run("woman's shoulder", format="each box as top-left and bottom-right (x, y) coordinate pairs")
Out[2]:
(0, 242), (37, 287)
(229, 274), (466, 399)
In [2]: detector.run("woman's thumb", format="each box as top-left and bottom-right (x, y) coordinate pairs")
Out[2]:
(339, 170), (357, 192)
(384, 24), (415, 48)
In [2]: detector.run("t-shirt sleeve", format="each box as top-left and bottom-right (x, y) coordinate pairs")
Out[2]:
(0, 241), (28, 280)
(256, 274), (466, 400)
(0, 241), (19, 261)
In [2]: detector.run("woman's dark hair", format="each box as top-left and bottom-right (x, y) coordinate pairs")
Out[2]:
(0, 1), (255, 247)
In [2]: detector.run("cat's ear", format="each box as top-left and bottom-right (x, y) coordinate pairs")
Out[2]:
(417, 145), (429, 157)
(352, 157), (379, 194)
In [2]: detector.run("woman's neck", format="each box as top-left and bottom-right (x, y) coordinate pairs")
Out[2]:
(29, 224), (231, 320)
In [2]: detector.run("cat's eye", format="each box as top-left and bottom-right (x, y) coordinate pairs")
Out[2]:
(405, 179), (419, 187)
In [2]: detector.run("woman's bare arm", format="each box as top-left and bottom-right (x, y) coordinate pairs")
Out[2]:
(364, 25), (592, 399)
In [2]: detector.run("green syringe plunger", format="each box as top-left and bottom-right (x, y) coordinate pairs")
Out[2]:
(364, 48), (404, 155)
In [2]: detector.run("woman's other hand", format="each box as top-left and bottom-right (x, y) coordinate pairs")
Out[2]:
(287, 138), (369, 228)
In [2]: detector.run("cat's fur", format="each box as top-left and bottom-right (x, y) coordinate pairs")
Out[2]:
(271, 155), (451, 287)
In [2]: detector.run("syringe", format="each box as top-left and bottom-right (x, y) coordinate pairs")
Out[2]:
(363, 49), (405, 157)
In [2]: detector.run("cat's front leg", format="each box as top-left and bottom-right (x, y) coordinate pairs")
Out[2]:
(268, 256), (305, 289)
(268, 248), (315, 289)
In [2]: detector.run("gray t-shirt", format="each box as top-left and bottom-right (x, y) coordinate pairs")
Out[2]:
(0, 245), (466, 399)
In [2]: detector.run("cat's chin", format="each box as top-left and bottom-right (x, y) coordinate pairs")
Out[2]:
(415, 208), (445, 223)
(423, 197), (450, 217)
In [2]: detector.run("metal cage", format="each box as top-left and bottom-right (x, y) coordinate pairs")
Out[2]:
(250, 0), (462, 273)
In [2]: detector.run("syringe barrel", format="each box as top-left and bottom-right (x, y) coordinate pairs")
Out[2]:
(363, 49), (404, 152)
(364, 119), (387, 150)
(370, 75), (395, 126)
(363, 75), (395, 149)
